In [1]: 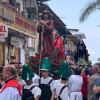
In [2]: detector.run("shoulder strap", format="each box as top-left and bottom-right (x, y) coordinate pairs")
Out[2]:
(48, 79), (53, 85)
(30, 85), (36, 90)
(39, 79), (41, 85)
(23, 85), (25, 88)
(59, 85), (67, 95)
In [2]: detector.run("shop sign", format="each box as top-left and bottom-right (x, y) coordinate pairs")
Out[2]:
(11, 36), (19, 46)
(0, 25), (8, 37)
(28, 48), (35, 57)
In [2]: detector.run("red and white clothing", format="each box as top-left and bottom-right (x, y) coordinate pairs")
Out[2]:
(0, 79), (22, 100)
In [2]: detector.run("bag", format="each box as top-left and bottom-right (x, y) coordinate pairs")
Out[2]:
(39, 79), (53, 100)
(58, 85), (67, 100)
(22, 85), (36, 100)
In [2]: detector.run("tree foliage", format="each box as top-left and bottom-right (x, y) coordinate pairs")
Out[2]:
(79, 0), (100, 23)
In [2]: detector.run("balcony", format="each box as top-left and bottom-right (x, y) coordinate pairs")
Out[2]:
(0, 1), (36, 37)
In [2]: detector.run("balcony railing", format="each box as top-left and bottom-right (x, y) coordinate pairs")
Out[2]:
(0, 1), (36, 37)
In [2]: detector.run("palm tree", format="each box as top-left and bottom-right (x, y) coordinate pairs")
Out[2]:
(79, 0), (100, 23)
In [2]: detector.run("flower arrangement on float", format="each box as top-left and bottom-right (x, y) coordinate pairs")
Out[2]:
(28, 50), (63, 77)
(77, 58), (88, 68)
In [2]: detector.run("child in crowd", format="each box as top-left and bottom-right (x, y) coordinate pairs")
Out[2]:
(21, 64), (41, 100)
(55, 62), (71, 100)
(39, 57), (56, 100)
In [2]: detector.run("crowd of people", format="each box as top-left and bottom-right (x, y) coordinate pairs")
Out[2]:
(0, 58), (100, 100)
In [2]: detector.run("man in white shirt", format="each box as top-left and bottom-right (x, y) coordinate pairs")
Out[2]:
(0, 65), (22, 100)
(21, 64), (41, 100)
(67, 67), (83, 100)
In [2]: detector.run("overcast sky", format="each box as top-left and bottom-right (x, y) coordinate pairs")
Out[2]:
(47, 0), (100, 64)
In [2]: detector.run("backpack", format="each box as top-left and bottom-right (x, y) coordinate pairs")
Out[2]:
(22, 85), (36, 100)
(58, 85), (67, 100)
(39, 79), (53, 100)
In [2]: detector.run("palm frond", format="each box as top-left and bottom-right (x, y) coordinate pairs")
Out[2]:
(79, 0), (100, 23)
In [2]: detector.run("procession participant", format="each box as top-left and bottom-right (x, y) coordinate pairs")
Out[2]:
(88, 63), (100, 100)
(9, 56), (17, 64)
(93, 80), (100, 100)
(67, 67), (83, 100)
(37, 10), (54, 52)
(21, 64), (41, 100)
(39, 57), (56, 100)
(92, 63), (100, 100)
(55, 62), (71, 100)
(16, 66), (26, 86)
(69, 61), (77, 75)
(81, 68), (88, 100)
(0, 65), (22, 100)
(0, 65), (16, 87)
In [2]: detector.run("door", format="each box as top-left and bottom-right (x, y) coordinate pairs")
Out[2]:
(15, 47), (20, 63)
(0, 43), (5, 64)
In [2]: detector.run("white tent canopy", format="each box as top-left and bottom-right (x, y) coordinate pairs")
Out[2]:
(69, 30), (86, 39)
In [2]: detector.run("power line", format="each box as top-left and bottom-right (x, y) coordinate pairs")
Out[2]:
(85, 35), (100, 44)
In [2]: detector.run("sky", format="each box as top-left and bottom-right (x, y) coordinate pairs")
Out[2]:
(46, 0), (100, 64)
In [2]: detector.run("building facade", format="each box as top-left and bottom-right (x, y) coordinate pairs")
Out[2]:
(0, 0), (37, 65)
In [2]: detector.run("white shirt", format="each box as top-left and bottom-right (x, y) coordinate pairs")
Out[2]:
(56, 82), (70, 100)
(19, 79), (26, 86)
(0, 87), (21, 100)
(40, 77), (56, 91)
(32, 74), (40, 86)
(67, 75), (83, 92)
(24, 83), (41, 98)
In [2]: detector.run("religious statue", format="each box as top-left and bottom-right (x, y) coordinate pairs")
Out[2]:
(53, 33), (65, 61)
(37, 10), (54, 53)
(76, 39), (87, 62)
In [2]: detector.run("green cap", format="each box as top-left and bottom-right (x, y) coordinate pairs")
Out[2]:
(58, 62), (71, 78)
(40, 58), (51, 71)
(21, 64), (34, 80)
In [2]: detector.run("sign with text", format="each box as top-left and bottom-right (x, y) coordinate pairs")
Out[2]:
(0, 25), (8, 37)
(11, 36), (19, 46)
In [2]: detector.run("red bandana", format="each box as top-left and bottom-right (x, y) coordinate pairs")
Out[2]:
(0, 79), (22, 95)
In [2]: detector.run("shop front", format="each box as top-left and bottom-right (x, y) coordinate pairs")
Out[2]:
(8, 35), (25, 65)
(0, 25), (8, 65)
